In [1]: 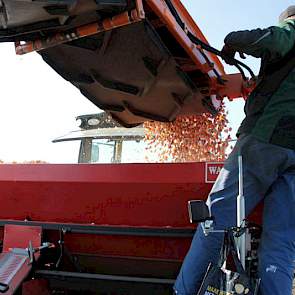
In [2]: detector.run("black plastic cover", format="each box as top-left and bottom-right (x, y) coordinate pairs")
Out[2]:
(188, 200), (211, 223)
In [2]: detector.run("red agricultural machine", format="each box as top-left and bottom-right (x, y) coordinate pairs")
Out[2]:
(0, 1), (256, 294)
(0, 162), (225, 294)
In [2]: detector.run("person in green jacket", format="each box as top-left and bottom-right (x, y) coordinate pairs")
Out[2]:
(174, 6), (295, 295)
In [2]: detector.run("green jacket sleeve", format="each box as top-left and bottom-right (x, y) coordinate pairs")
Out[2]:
(224, 20), (295, 60)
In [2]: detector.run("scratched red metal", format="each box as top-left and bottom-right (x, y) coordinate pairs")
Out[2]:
(0, 163), (209, 227)
(0, 163), (210, 270)
(0, 225), (41, 295)
(0, 163), (262, 280)
(3, 225), (41, 252)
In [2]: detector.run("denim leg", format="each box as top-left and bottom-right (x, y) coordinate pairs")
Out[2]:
(174, 135), (295, 295)
(258, 171), (295, 295)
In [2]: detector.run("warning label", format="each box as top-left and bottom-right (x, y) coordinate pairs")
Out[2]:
(205, 162), (224, 183)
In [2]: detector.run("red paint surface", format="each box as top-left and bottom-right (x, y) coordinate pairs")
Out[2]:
(0, 163), (211, 264)
(0, 163), (211, 227)
(3, 225), (41, 252)
(0, 225), (41, 295)
(0, 163), (261, 266)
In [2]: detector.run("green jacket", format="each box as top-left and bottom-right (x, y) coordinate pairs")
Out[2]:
(224, 19), (295, 150)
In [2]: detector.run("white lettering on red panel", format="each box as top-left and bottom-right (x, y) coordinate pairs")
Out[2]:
(205, 162), (224, 183)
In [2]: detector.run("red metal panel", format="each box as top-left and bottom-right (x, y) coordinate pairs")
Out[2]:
(0, 163), (262, 276)
(0, 163), (210, 227)
(0, 225), (41, 295)
(3, 225), (41, 252)
(0, 163), (212, 265)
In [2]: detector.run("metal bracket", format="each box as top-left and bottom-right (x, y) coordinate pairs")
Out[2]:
(11, 241), (54, 265)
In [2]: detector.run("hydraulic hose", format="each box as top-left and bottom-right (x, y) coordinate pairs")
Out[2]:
(187, 32), (256, 81)
(164, 0), (256, 81)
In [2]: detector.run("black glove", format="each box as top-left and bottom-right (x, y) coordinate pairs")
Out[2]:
(221, 45), (247, 65)
(221, 44), (236, 65)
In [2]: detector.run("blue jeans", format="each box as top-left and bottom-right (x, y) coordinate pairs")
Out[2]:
(174, 134), (295, 295)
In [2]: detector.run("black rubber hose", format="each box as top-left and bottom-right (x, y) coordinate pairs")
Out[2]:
(187, 32), (256, 80)
(163, 0), (224, 82)
(164, 0), (256, 81)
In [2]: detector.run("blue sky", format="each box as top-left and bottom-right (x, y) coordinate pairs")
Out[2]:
(182, 1), (294, 136)
(182, 0), (293, 70)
